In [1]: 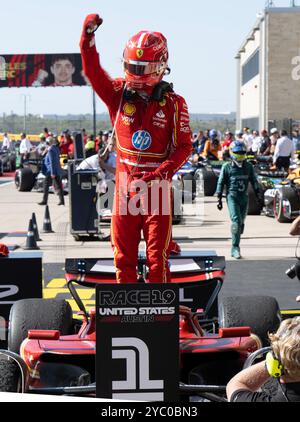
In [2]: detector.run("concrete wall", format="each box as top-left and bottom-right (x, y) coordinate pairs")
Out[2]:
(239, 27), (261, 128)
(267, 11), (300, 123)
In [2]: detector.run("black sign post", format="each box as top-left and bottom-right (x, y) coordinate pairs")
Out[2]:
(0, 252), (43, 348)
(96, 284), (179, 402)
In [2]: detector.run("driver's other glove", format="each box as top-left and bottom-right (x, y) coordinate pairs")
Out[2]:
(217, 194), (223, 211)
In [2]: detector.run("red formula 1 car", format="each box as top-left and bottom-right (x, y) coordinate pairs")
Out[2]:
(0, 252), (281, 401)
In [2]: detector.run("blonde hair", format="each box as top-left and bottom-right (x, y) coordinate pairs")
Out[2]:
(269, 317), (300, 379)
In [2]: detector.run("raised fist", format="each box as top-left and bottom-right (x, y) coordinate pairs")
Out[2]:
(83, 14), (103, 36)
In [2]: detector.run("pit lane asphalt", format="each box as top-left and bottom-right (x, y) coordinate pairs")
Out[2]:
(1, 176), (299, 310)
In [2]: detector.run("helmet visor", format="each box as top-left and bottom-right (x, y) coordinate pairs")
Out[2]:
(124, 60), (165, 76)
(231, 152), (246, 162)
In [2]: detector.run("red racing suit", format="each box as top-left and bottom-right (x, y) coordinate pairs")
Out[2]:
(80, 34), (192, 284)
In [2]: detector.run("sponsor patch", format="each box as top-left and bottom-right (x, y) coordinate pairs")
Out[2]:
(159, 99), (167, 107)
(180, 117), (190, 123)
(153, 42), (165, 52)
(156, 110), (166, 119)
(136, 49), (144, 59)
(153, 121), (166, 129)
(132, 131), (152, 151)
(180, 126), (191, 133)
(123, 103), (136, 116)
(180, 121), (188, 127)
(153, 109), (167, 124)
(181, 112), (190, 120)
(122, 115), (135, 126)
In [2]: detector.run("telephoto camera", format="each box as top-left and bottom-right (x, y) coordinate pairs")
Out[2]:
(286, 260), (300, 280)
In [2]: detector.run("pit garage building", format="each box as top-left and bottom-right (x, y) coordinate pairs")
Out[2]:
(236, 4), (300, 132)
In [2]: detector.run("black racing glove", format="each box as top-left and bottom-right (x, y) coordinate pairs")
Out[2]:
(217, 194), (223, 211)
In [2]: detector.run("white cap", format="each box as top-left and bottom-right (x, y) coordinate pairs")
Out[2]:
(235, 130), (243, 136)
(271, 128), (278, 135)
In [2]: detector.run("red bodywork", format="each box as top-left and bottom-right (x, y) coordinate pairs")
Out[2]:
(19, 267), (260, 392)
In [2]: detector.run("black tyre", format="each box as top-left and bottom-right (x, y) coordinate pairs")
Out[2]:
(219, 296), (281, 347)
(274, 187), (299, 223)
(10, 159), (16, 172)
(200, 168), (218, 197)
(0, 356), (21, 392)
(15, 168), (35, 192)
(247, 185), (263, 215)
(8, 299), (73, 354)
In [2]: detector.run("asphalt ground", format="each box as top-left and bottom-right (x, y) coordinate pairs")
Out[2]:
(1, 174), (300, 312)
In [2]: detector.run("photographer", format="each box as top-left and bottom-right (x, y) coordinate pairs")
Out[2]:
(227, 317), (300, 402)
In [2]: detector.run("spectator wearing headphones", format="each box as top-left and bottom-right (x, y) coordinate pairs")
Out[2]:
(227, 317), (300, 402)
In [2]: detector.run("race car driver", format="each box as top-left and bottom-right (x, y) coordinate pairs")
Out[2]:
(80, 14), (192, 284)
(216, 141), (261, 260)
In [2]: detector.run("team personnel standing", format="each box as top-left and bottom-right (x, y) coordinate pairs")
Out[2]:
(216, 141), (261, 259)
(222, 131), (234, 159)
(193, 130), (207, 155)
(260, 129), (271, 156)
(273, 130), (294, 171)
(242, 128), (253, 152)
(80, 14), (192, 284)
(19, 133), (33, 163)
(270, 128), (280, 155)
(36, 133), (48, 157)
(235, 130), (244, 142)
(38, 137), (65, 206)
(250, 130), (262, 155)
(85, 135), (96, 158)
(59, 131), (74, 158)
(1, 133), (11, 150)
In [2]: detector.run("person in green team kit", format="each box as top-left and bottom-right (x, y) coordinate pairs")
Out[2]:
(216, 140), (261, 260)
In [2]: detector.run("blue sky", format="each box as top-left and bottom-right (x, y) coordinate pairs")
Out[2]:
(0, 0), (295, 115)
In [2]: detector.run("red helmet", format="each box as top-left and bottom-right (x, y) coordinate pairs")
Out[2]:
(123, 31), (169, 93)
